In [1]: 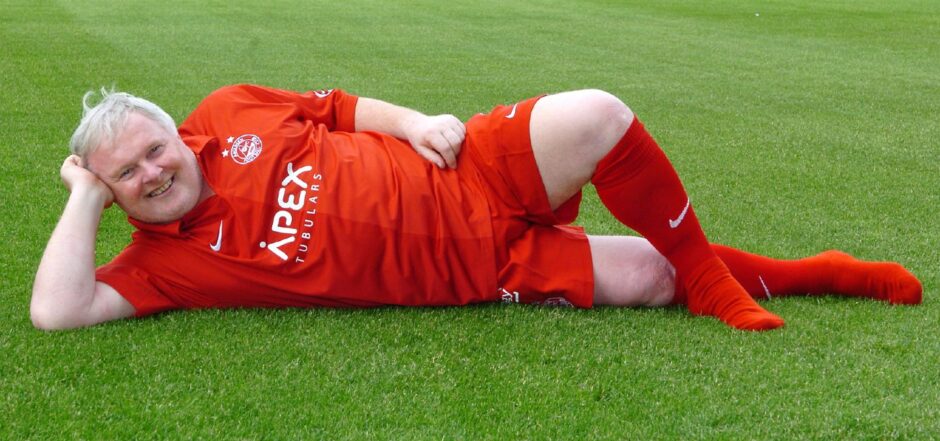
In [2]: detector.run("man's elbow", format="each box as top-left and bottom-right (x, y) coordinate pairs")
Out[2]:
(29, 293), (77, 331)
(30, 304), (62, 331)
(30, 284), (133, 330)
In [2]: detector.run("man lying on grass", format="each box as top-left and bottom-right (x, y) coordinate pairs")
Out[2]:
(31, 85), (923, 331)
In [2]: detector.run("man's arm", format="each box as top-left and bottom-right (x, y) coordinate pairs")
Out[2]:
(31, 155), (135, 331)
(354, 97), (466, 169)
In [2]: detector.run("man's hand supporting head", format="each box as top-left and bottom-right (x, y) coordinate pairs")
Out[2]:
(30, 156), (133, 330)
(61, 155), (114, 209)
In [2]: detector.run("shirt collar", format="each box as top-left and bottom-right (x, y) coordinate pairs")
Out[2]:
(183, 134), (217, 156)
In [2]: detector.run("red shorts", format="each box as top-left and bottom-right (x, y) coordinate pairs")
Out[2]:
(464, 96), (595, 308)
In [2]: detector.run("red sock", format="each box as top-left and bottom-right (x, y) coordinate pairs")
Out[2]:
(708, 244), (922, 304)
(592, 118), (783, 331)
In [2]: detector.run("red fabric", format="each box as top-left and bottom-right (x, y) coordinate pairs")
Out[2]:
(710, 244), (922, 305)
(495, 225), (593, 308)
(591, 119), (782, 330)
(97, 84), (500, 315)
(95, 86), (595, 316)
(591, 118), (711, 273)
(465, 97), (593, 308)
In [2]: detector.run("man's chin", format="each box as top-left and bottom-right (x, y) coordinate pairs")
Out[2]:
(118, 203), (190, 224)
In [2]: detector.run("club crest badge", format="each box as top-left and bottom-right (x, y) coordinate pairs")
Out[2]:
(230, 134), (263, 165)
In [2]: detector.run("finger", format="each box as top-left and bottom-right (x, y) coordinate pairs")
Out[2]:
(447, 115), (465, 132)
(414, 145), (445, 169)
(429, 134), (457, 168)
(453, 123), (466, 141)
(61, 156), (79, 183)
(63, 155), (80, 169)
(447, 118), (466, 156)
(442, 128), (463, 156)
(448, 116), (466, 137)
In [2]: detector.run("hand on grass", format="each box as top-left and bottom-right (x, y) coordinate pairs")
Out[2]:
(60, 155), (114, 209)
(403, 114), (466, 169)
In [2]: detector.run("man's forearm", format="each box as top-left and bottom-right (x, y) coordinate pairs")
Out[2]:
(31, 189), (107, 329)
(354, 97), (425, 138)
(352, 96), (466, 169)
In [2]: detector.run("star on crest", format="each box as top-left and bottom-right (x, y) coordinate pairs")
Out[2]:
(227, 136), (235, 143)
(221, 149), (229, 158)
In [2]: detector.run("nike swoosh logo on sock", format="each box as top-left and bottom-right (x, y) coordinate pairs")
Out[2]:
(759, 275), (772, 300)
(668, 198), (690, 229)
(210, 221), (223, 252)
(506, 104), (518, 119)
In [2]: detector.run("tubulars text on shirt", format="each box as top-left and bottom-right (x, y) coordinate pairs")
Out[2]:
(261, 161), (323, 262)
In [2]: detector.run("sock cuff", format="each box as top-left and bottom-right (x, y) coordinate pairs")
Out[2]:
(591, 117), (655, 187)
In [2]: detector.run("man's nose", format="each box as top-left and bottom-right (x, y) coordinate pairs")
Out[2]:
(140, 161), (163, 183)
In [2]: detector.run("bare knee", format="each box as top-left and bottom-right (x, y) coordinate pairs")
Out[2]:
(571, 89), (635, 161)
(586, 89), (634, 130)
(536, 89), (634, 155)
(530, 90), (636, 209)
(589, 235), (676, 307)
(624, 241), (676, 307)
(642, 253), (677, 307)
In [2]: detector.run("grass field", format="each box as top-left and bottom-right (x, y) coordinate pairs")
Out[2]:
(2, 0), (939, 438)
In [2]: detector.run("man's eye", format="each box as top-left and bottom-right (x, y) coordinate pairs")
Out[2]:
(150, 145), (163, 154)
(120, 168), (133, 179)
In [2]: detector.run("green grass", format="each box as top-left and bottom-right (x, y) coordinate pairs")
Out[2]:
(2, 0), (938, 439)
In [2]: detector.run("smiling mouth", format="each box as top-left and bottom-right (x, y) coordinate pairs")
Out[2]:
(148, 176), (174, 197)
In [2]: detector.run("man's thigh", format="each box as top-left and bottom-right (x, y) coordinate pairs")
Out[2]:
(496, 225), (594, 308)
(464, 94), (582, 229)
(497, 231), (676, 309)
(529, 90), (634, 209)
(463, 95), (598, 308)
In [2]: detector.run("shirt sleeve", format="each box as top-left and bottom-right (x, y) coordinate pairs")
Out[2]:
(95, 245), (181, 318)
(179, 84), (359, 136)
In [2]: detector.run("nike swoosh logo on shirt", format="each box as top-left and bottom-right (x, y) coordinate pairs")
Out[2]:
(210, 221), (223, 252)
(505, 104), (518, 119)
(668, 198), (690, 229)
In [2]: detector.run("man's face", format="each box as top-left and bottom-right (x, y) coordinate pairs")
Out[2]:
(86, 112), (208, 224)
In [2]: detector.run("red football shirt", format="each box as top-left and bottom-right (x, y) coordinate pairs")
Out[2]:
(96, 84), (498, 316)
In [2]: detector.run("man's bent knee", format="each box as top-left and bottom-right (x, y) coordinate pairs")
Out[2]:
(530, 90), (636, 209)
(589, 235), (676, 307)
(565, 89), (635, 162)
(643, 254), (677, 306)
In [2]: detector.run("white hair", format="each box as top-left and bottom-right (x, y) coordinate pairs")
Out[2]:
(69, 87), (177, 158)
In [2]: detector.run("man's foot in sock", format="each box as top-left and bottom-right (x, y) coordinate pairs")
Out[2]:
(815, 250), (923, 305)
(684, 258), (785, 331)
